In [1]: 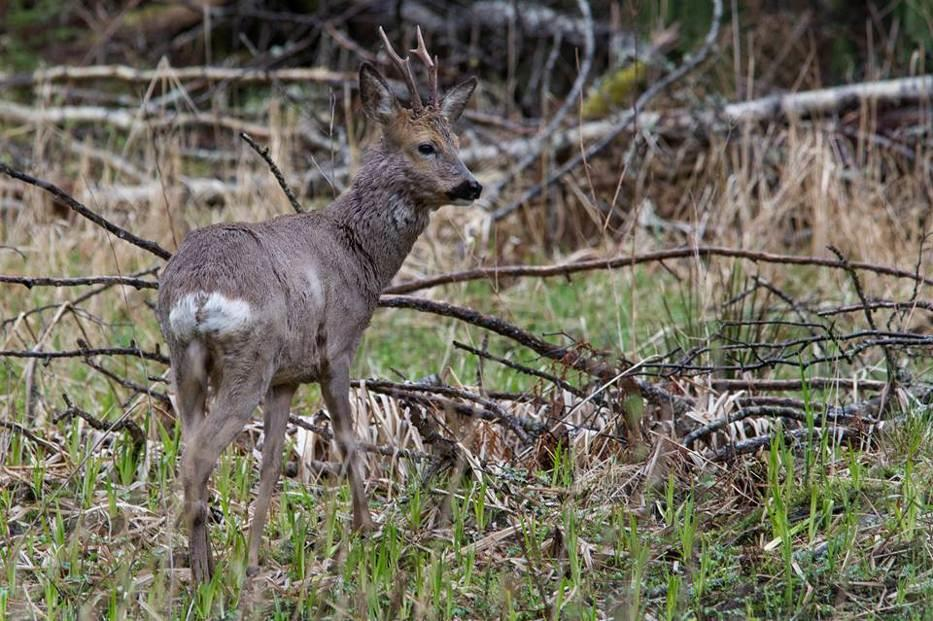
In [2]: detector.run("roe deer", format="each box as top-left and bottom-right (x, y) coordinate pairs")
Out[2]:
(157, 27), (481, 583)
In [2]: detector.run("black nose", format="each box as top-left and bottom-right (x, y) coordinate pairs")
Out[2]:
(448, 179), (483, 201)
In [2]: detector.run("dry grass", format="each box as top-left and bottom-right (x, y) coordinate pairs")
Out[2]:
(1, 57), (931, 620)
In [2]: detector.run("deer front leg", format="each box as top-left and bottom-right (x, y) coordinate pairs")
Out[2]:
(321, 362), (374, 531)
(247, 383), (297, 574)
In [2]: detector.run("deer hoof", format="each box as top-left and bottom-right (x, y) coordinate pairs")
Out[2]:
(189, 523), (214, 585)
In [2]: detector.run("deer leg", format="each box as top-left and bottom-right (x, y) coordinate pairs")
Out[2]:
(181, 363), (271, 584)
(247, 383), (297, 574)
(174, 340), (208, 438)
(321, 362), (374, 531)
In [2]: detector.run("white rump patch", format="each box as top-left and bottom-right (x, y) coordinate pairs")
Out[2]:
(169, 292), (253, 339)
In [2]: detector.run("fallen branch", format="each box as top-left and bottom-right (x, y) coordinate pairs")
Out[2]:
(720, 74), (933, 124)
(0, 64), (350, 88)
(707, 378), (887, 391)
(378, 295), (693, 415)
(492, 0), (723, 220)
(683, 405), (868, 448)
(482, 0), (595, 205)
(712, 425), (860, 462)
(0, 163), (172, 260)
(0, 420), (60, 452)
(0, 274), (158, 290)
(829, 245), (898, 414)
(54, 394), (146, 454)
(83, 358), (171, 405)
(0, 100), (276, 139)
(379, 296), (576, 367)
(360, 380), (541, 442)
(286, 414), (432, 462)
(0, 345), (168, 365)
(491, 70), (931, 220)
(453, 339), (585, 397)
(384, 246), (933, 295)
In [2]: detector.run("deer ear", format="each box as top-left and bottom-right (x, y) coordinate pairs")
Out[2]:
(440, 77), (477, 123)
(359, 62), (398, 124)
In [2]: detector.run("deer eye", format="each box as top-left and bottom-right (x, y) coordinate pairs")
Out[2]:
(417, 143), (437, 156)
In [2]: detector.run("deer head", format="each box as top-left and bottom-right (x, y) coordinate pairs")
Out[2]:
(358, 27), (482, 208)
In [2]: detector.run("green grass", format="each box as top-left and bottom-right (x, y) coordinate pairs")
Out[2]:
(1, 248), (930, 619)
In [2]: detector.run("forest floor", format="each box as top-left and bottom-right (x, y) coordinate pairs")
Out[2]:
(1, 14), (932, 619)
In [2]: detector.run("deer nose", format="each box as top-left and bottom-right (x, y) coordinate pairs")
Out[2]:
(448, 179), (483, 201)
(466, 180), (483, 199)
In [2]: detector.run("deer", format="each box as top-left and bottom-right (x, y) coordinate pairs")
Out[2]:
(156, 27), (481, 583)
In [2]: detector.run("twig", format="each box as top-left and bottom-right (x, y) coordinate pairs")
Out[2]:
(816, 299), (933, 316)
(285, 414), (432, 461)
(712, 425), (860, 461)
(0, 163), (172, 260)
(0, 266), (160, 329)
(683, 405), (866, 448)
(359, 380), (542, 440)
(384, 245), (933, 295)
(0, 274), (158, 289)
(481, 0), (595, 206)
(828, 246), (899, 414)
(453, 339), (585, 397)
(0, 420), (60, 452)
(708, 378), (887, 391)
(239, 132), (304, 214)
(83, 358), (171, 405)
(0, 345), (168, 365)
(54, 394), (146, 454)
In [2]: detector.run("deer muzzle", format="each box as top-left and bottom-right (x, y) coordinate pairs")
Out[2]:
(447, 178), (483, 203)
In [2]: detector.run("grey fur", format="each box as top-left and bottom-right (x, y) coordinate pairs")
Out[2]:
(157, 62), (479, 583)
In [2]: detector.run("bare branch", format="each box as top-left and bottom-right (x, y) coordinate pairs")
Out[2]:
(492, 0), (724, 220)
(0, 163), (172, 260)
(453, 339), (586, 397)
(0, 345), (168, 365)
(481, 0), (594, 206)
(54, 394), (146, 453)
(240, 132), (304, 214)
(385, 246), (933, 295)
(0, 274), (158, 289)
(708, 378), (887, 391)
(358, 379), (542, 441)
(828, 245), (900, 414)
(0, 420), (60, 452)
(286, 414), (432, 461)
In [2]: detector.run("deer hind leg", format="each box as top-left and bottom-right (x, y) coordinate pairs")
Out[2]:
(320, 361), (374, 531)
(181, 355), (272, 584)
(246, 383), (297, 574)
(174, 340), (208, 439)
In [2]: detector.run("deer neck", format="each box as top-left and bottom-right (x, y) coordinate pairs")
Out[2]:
(325, 147), (431, 292)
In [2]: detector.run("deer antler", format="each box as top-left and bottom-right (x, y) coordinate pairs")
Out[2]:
(411, 26), (438, 107)
(378, 26), (423, 112)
